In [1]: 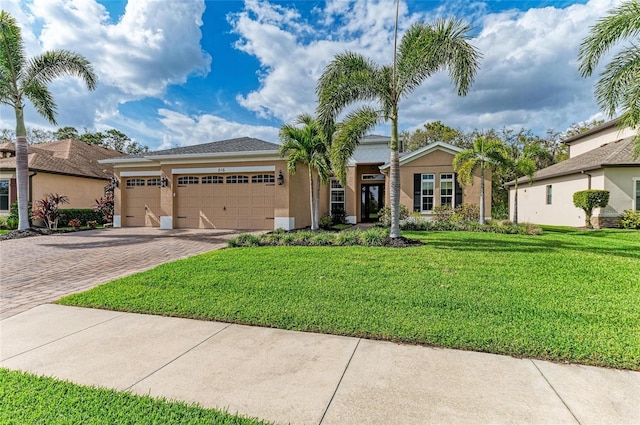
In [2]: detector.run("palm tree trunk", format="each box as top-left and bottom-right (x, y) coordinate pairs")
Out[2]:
(513, 181), (519, 225)
(314, 171), (321, 230)
(309, 167), (318, 230)
(389, 113), (401, 238)
(14, 105), (29, 231)
(479, 162), (485, 224)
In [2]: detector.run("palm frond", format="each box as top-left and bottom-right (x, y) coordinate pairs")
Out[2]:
(23, 50), (97, 92)
(331, 106), (380, 184)
(316, 51), (381, 129)
(23, 81), (57, 124)
(0, 11), (26, 104)
(593, 45), (640, 117)
(578, 0), (640, 77)
(396, 18), (481, 98)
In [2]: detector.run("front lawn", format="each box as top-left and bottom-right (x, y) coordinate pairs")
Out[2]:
(58, 229), (640, 370)
(0, 369), (270, 424)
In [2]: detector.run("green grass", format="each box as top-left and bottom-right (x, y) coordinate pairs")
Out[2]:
(59, 229), (640, 370)
(0, 369), (270, 424)
(0, 229), (10, 235)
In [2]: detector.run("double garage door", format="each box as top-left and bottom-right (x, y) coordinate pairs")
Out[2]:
(175, 173), (275, 230)
(124, 174), (275, 229)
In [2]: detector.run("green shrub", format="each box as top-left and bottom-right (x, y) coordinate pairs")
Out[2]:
(228, 233), (261, 247)
(68, 218), (82, 229)
(378, 204), (410, 226)
(620, 210), (640, 229)
(454, 203), (480, 222)
(58, 209), (105, 227)
(432, 205), (454, 222)
(0, 216), (6, 228)
(359, 227), (389, 246)
(319, 214), (333, 230)
(331, 206), (346, 225)
(492, 202), (509, 220)
(311, 232), (336, 246)
(8, 201), (31, 229)
(335, 230), (359, 246)
(573, 190), (609, 228)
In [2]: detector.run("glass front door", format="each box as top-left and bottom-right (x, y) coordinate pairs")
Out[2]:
(361, 184), (384, 222)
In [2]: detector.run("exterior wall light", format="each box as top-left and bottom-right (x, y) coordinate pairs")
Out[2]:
(277, 170), (284, 185)
(111, 177), (119, 188)
(161, 176), (169, 187)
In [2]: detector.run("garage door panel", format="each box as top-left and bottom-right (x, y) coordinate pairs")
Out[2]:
(124, 181), (160, 227)
(175, 173), (274, 230)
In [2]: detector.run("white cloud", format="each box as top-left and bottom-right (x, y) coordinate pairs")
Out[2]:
(156, 109), (280, 150)
(229, 0), (621, 136)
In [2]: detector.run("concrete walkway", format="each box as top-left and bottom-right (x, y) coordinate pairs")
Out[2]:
(1, 304), (638, 425)
(0, 227), (241, 319)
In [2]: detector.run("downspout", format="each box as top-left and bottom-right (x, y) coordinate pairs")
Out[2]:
(581, 170), (591, 190)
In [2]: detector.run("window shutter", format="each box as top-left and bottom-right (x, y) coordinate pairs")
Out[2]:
(413, 174), (421, 212)
(454, 173), (463, 206)
(10, 178), (17, 204)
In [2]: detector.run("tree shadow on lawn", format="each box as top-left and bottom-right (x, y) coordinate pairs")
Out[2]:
(430, 236), (640, 260)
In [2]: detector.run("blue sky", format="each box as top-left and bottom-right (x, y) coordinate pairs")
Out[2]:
(0, 0), (621, 150)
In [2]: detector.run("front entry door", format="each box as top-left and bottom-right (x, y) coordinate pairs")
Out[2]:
(361, 184), (384, 222)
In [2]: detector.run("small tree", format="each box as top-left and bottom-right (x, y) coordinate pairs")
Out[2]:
(573, 190), (609, 228)
(93, 179), (115, 223)
(32, 193), (69, 229)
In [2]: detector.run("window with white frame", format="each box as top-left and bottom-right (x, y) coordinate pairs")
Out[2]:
(146, 178), (161, 186)
(330, 179), (345, 215)
(126, 178), (145, 188)
(251, 174), (275, 184)
(177, 176), (199, 185)
(421, 174), (435, 212)
(226, 175), (249, 184)
(546, 185), (552, 205)
(0, 180), (8, 211)
(202, 175), (224, 184)
(440, 173), (454, 207)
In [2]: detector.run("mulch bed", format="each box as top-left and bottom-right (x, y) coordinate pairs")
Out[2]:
(0, 228), (66, 241)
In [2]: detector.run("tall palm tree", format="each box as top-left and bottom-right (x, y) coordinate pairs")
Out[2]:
(0, 11), (97, 230)
(279, 114), (331, 230)
(503, 144), (545, 225)
(453, 137), (506, 224)
(317, 14), (480, 238)
(578, 0), (640, 156)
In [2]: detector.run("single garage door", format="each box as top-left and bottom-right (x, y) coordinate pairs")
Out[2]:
(175, 173), (275, 229)
(124, 177), (161, 227)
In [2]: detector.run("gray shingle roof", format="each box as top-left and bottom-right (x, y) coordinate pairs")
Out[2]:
(145, 137), (279, 156)
(508, 136), (640, 186)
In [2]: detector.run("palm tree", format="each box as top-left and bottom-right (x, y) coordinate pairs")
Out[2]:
(453, 137), (506, 224)
(279, 114), (332, 230)
(0, 11), (97, 230)
(317, 12), (481, 238)
(503, 144), (545, 225)
(578, 0), (640, 156)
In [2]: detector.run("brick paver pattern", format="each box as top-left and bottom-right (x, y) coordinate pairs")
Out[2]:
(0, 228), (242, 319)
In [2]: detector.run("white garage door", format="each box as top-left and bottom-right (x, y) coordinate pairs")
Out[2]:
(175, 173), (275, 229)
(124, 178), (161, 227)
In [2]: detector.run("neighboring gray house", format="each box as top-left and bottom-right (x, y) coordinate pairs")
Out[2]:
(507, 119), (639, 228)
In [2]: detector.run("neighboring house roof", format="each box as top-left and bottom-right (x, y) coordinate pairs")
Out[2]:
(506, 136), (640, 186)
(379, 141), (463, 170)
(0, 139), (121, 179)
(562, 118), (620, 145)
(102, 137), (281, 164)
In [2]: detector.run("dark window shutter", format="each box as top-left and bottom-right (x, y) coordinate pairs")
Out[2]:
(454, 173), (463, 206)
(9, 178), (17, 204)
(413, 174), (421, 212)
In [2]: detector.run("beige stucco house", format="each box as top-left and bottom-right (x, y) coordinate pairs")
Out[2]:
(0, 139), (121, 215)
(102, 136), (490, 230)
(507, 119), (640, 228)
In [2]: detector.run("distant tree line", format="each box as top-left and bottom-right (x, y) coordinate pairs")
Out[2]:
(0, 126), (149, 155)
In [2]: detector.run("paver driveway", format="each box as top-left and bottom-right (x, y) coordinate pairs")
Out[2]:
(0, 227), (242, 319)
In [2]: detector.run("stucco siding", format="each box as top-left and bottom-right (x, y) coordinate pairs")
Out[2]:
(568, 126), (636, 158)
(32, 173), (107, 210)
(603, 168), (640, 215)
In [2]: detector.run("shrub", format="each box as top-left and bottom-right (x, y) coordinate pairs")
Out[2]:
(31, 194), (69, 229)
(228, 233), (261, 247)
(573, 190), (609, 228)
(0, 216), (6, 229)
(359, 227), (389, 246)
(335, 230), (359, 246)
(8, 201), (31, 229)
(619, 210), (640, 229)
(454, 203), (480, 222)
(58, 209), (105, 227)
(319, 214), (333, 230)
(68, 218), (82, 229)
(492, 203), (509, 220)
(311, 232), (336, 246)
(331, 206), (347, 225)
(432, 205), (453, 222)
(378, 204), (410, 226)
(86, 220), (98, 229)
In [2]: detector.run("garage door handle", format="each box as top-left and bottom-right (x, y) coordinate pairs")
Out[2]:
(177, 216), (187, 218)
(126, 215), (135, 218)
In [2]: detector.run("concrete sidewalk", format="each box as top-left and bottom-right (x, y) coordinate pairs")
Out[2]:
(1, 305), (638, 425)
